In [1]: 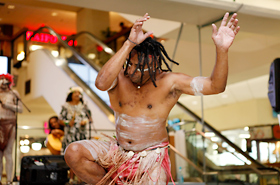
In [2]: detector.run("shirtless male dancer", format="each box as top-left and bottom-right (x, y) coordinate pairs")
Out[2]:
(0, 73), (23, 185)
(65, 12), (240, 185)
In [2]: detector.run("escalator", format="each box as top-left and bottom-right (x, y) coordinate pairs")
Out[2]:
(26, 26), (280, 185)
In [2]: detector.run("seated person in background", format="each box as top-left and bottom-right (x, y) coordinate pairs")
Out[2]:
(48, 116), (64, 138)
(46, 116), (64, 155)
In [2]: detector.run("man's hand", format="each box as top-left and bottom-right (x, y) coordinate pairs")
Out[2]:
(212, 12), (240, 51)
(128, 13), (153, 45)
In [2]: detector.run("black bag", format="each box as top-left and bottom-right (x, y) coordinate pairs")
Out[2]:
(268, 58), (280, 112)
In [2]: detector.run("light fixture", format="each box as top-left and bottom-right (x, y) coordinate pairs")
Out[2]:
(20, 146), (30, 153)
(104, 47), (113, 54)
(7, 5), (15, 9)
(244, 126), (249, 131)
(17, 51), (25, 61)
(212, 143), (218, 150)
(88, 53), (96, 60)
(239, 134), (250, 139)
(205, 132), (215, 137)
(211, 137), (219, 142)
(51, 12), (57, 16)
(30, 45), (43, 51)
(31, 143), (42, 151)
(23, 139), (30, 145)
(19, 140), (25, 146)
(51, 50), (59, 58)
(55, 59), (65, 66)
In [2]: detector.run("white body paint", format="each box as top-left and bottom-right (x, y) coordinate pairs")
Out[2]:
(115, 112), (167, 151)
(190, 76), (207, 96)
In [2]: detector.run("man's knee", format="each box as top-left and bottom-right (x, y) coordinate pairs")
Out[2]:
(64, 142), (83, 165)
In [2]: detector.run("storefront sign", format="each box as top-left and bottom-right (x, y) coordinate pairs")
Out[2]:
(26, 31), (77, 46)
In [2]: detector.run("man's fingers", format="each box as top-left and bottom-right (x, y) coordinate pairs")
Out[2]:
(212, 24), (217, 36)
(144, 31), (153, 38)
(234, 26), (241, 35)
(220, 12), (229, 27)
(227, 13), (237, 28)
(230, 19), (238, 30)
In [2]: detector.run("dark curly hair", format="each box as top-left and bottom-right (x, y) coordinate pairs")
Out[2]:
(124, 37), (179, 87)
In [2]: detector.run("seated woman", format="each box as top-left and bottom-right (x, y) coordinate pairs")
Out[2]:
(46, 116), (64, 155)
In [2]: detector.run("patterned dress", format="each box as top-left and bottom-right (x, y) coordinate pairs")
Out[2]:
(59, 102), (91, 152)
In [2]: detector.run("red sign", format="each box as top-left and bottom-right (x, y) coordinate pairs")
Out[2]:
(26, 31), (77, 46)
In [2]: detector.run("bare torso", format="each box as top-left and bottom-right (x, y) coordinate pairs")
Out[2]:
(109, 70), (181, 151)
(0, 90), (18, 119)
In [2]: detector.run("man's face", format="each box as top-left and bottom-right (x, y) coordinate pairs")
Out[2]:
(126, 51), (155, 85)
(0, 77), (9, 90)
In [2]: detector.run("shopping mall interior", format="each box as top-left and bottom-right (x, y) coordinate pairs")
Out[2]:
(0, 0), (280, 184)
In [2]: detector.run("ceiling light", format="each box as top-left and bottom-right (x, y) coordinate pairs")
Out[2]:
(20, 140), (24, 146)
(211, 137), (219, 142)
(51, 50), (59, 58)
(23, 139), (30, 145)
(244, 126), (249, 131)
(212, 143), (218, 150)
(20, 146), (30, 153)
(104, 47), (113, 54)
(7, 5), (15, 9)
(17, 51), (25, 61)
(239, 134), (251, 139)
(30, 45), (43, 51)
(55, 59), (65, 66)
(205, 132), (215, 137)
(88, 53), (96, 59)
(31, 143), (42, 151)
(51, 12), (57, 16)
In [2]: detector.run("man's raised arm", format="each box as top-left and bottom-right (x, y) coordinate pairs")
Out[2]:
(95, 13), (153, 91)
(208, 12), (240, 93)
(174, 12), (240, 96)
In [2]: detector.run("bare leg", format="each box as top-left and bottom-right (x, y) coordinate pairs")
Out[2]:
(64, 141), (110, 184)
(4, 127), (15, 183)
(146, 162), (167, 185)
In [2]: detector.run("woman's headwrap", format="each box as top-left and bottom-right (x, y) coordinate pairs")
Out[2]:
(67, 86), (83, 96)
(0, 73), (14, 88)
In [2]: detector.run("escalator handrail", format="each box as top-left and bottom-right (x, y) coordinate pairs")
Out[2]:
(27, 26), (114, 116)
(66, 30), (115, 55)
(176, 101), (267, 168)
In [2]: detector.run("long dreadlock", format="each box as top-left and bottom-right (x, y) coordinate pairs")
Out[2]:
(124, 37), (179, 87)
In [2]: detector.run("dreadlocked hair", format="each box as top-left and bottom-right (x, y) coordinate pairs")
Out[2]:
(124, 37), (179, 87)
